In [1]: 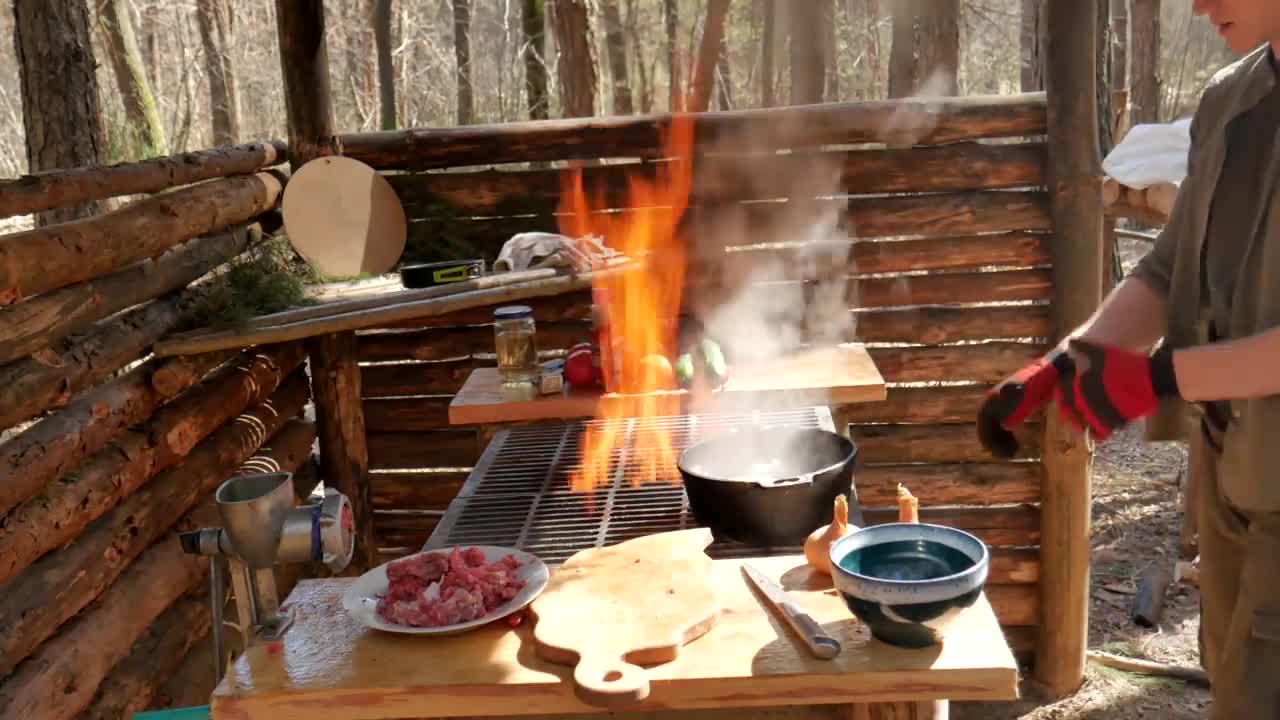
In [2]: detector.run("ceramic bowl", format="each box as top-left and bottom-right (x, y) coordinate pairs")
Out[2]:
(828, 523), (989, 648)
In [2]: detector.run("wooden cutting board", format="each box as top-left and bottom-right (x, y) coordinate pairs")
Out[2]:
(529, 528), (720, 708)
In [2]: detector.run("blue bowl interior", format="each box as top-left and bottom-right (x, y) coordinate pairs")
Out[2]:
(837, 538), (975, 581)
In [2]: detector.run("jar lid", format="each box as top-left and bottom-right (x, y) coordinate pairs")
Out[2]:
(494, 305), (533, 320)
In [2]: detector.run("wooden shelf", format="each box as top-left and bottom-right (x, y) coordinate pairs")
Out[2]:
(447, 343), (887, 425)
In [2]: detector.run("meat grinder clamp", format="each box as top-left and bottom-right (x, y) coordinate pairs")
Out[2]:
(179, 471), (357, 686)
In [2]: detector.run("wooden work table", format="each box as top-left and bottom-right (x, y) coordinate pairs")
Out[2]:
(209, 554), (1019, 720)
(448, 343), (887, 425)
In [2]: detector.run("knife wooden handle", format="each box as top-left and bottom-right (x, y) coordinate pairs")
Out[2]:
(780, 601), (842, 660)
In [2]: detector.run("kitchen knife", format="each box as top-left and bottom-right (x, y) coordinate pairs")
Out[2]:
(741, 564), (841, 660)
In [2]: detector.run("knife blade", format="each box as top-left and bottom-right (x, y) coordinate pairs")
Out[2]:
(741, 564), (841, 660)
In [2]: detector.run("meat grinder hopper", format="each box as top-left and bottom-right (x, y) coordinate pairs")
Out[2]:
(179, 471), (356, 686)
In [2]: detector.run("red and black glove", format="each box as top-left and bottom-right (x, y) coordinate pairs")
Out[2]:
(978, 349), (1075, 458)
(1054, 339), (1181, 442)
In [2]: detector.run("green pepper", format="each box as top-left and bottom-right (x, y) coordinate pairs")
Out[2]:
(675, 352), (696, 388)
(698, 338), (729, 389)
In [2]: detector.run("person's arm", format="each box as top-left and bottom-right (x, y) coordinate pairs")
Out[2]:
(1068, 274), (1170, 352)
(1171, 329), (1280, 401)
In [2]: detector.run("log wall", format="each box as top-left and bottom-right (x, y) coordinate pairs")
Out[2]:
(344, 93), (1053, 663)
(0, 143), (327, 720)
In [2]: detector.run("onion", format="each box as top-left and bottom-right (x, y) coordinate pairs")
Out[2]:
(804, 494), (854, 575)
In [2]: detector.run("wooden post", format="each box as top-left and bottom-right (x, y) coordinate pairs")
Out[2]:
(309, 332), (377, 573)
(275, 0), (336, 170)
(1036, 0), (1103, 697)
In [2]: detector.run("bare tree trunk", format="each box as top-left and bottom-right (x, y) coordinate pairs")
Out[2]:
(626, 0), (652, 113)
(552, 0), (597, 117)
(888, 0), (916, 97)
(1110, 0), (1129, 138)
(665, 0), (680, 109)
(98, 0), (168, 158)
(690, 0), (732, 112)
(1131, 0), (1161, 124)
(141, 2), (160, 95)
(1020, 0), (1045, 91)
(13, 0), (105, 226)
(196, 0), (241, 145)
(824, 0), (838, 101)
(760, 0), (775, 106)
(865, 0), (882, 98)
(1097, 0), (1113, 156)
(275, 0), (337, 171)
(715, 36), (732, 110)
(522, 0), (549, 120)
(916, 0), (960, 95)
(374, 0), (397, 130)
(789, 0), (826, 104)
(453, 0), (474, 124)
(599, 0), (633, 115)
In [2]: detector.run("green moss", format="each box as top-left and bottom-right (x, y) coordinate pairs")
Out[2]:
(194, 236), (320, 330)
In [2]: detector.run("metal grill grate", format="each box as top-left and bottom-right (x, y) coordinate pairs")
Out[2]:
(425, 407), (837, 563)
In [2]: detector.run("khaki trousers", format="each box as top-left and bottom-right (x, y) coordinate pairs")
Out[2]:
(1193, 418), (1280, 719)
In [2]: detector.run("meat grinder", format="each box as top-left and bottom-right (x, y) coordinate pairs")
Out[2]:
(179, 471), (355, 685)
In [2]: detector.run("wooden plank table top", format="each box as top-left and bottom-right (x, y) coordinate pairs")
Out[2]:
(448, 343), (887, 426)
(209, 554), (1018, 720)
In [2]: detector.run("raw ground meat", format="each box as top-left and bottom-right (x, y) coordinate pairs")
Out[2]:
(376, 546), (527, 628)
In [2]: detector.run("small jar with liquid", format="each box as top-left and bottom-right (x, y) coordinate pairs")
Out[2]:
(494, 305), (539, 383)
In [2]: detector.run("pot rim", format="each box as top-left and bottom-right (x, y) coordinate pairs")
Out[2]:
(827, 523), (990, 605)
(676, 426), (856, 486)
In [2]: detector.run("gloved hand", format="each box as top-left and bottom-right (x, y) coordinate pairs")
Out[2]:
(978, 348), (1075, 458)
(1053, 339), (1181, 442)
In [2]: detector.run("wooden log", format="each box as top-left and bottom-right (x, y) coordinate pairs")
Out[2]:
(79, 592), (211, 720)
(367, 430), (481, 470)
(0, 222), (260, 365)
(1132, 559), (1173, 628)
(370, 470), (470, 510)
(340, 92), (1048, 170)
(234, 419), (318, 481)
(854, 462), (1041, 506)
(0, 291), (202, 441)
(0, 533), (208, 720)
(374, 510), (443, 538)
(1004, 626), (1037, 667)
(724, 231), (1052, 279)
(153, 270), (606, 357)
(860, 504), (1040, 547)
(986, 584), (1040, 627)
(1036, 0), (1104, 696)
(846, 191), (1051, 240)
(361, 358), (488, 397)
(867, 341), (1048, 384)
(386, 142), (1048, 214)
(0, 343), (305, 578)
(276, 0), (337, 169)
(363, 397), (452, 432)
(0, 371), (309, 677)
(309, 331), (376, 574)
(1086, 651), (1210, 687)
(840, 385), (993, 424)
(378, 289), (593, 329)
(357, 322), (592, 361)
(851, 423), (1043, 464)
(990, 547), (1040, 585)
(0, 172), (284, 305)
(151, 348), (240, 397)
(843, 700), (950, 719)
(0, 141), (288, 220)
(853, 305), (1052, 344)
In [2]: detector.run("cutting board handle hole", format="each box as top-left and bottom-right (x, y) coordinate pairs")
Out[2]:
(602, 670), (623, 682)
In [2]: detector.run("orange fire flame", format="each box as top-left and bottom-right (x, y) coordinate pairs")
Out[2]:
(559, 112), (697, 493)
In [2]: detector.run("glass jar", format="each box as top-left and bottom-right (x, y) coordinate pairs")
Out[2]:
(494, 305), (539, 383)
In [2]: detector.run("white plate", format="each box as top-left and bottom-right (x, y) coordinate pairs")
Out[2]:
(341, 546), (550, 635)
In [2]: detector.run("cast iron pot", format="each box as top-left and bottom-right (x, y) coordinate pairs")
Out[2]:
(677, 427), (860, 547)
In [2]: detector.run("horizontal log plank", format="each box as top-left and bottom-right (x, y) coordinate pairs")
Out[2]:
(721, 232), (1051, 279)
(853, 304), (1052, 343)
(362, 358), (489, 397)
(375, 289), (594, 329)
(342, 93), (1047, 169)
(867, 341), (1047, 384)
(840, 384), (990, 424)
(150, 349), (240, 397)
(388, 142), (1046, 214)
(846, 191), (1052, 240)
(851, 422), (1043, 463)
(367, 430), (482, 469)
(855, 268), (1053, 308)
(0, 291), (203, 436)
(854, 462), (1041, 505)
(0, 533), (208, 720)
(0, 371), (310, 678)
(0, 140), (287, 220)
(861, 504), (1039, 547)
(363, 397), (452, 432)
(0, 172), (284, 305)
(0, 343), (306, 568)
(987, 583), (1040, 627)
(370, 471), (471, 510)
(0, 223), (260, 365)
(357, 322), (592, 361)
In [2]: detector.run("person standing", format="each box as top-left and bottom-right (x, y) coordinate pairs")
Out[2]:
(979, 2), (1280, 717)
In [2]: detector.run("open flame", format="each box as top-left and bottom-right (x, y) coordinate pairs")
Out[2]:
(559, 112), (697, 493)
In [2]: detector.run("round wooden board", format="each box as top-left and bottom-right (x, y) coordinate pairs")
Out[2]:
(281, 155), (406, 277)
